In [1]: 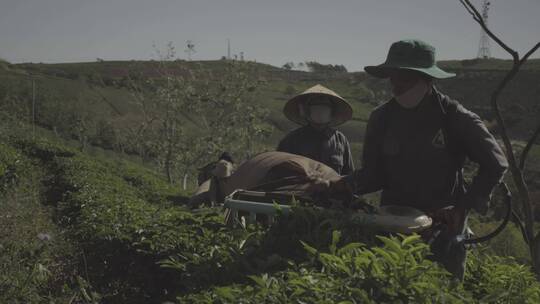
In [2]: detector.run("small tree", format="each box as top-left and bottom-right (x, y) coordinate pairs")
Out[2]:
(282, 62), (295, 81)
(186, 60), (272, 161)
(282, 62), (294, 70)
(305, 61), (348, 75)
(124, 44), (272, 184)
(459, 0), (540, 274)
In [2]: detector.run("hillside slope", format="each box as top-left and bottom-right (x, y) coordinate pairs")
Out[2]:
(5, 58), (539, 137)
(1, 58), (538, 173)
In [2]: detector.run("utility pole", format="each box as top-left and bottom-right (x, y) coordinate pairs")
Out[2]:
(477, 0), (491, 59)
(31, 75), (36, 139)
(227, 39), (231, 60)
(185, 40), (196, 61)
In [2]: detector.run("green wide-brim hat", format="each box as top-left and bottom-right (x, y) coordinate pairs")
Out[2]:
(283, 84), (353, 127)
(364, 39), (456, 79)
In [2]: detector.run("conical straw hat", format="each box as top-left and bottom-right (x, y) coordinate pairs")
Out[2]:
(283, 84), (353, 127)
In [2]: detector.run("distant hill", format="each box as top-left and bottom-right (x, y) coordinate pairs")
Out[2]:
(0, 58), (10, 71)
(2, 57), (540, 303)
(439, 58), (540, 71)
(1, 58), (538, 158)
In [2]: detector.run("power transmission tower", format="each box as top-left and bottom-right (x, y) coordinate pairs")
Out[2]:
(185, 40), (196, 61)
(477, 0), (491, 59)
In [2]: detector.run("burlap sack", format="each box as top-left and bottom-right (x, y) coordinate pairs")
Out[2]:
(189, 151), (340, 207)
(218, 151), (339, 197)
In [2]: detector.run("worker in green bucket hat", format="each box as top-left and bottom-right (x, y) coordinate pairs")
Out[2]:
(325, 39), (508, 279)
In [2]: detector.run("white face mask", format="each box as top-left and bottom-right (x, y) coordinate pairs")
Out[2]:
(394, 80), (429, 109)
(308, 104), (332, 124)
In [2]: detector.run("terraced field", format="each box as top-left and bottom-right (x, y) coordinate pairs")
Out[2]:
(0, 128), (539, 303)
(1, 58), (540, 302)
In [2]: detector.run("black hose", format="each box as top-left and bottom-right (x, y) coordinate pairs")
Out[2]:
(463, 182), (512, 245)
(512, 209), (530, 245)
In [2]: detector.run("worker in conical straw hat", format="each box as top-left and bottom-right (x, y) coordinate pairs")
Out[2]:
(324, 39), (508, 279)
(277, 84), (355, 175)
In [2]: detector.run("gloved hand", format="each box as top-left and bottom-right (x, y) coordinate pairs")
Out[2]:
(328, 177), (354, 203)
(306, 176), (353, 205)
(459, 192), (490, 216)
(305, 178), (330, 194)
(431, 205), (468, 236)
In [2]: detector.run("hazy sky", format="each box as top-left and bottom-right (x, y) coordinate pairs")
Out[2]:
(1, 0), (539, 71)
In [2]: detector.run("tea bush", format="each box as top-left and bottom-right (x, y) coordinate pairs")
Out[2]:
(465, 254), (540, 303)
(179, 234), (469, 303)
(0, 142), (24, 190)
(180, 233), (540, 304)
(12, 136), (255, 302)
(469, 217), (530, 263)
(160, 205), (380, 296)
(263, 205), (379, 254)
(120, 161), (180, 204)
(0, 141), (98, 303)
(4, 135), (540, 303)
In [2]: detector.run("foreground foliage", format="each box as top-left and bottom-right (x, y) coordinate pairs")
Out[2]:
(0, 141), (100, 303)
(180, 234), (468, 303)
(179, 233), (540, 303)
(2, 133), (540, 303)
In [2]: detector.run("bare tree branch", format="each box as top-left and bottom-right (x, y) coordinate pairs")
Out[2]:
(520, 122), (540, 171)
(459, 0), (483, 23)
(488, 56), (537, 245)
(490, 66), (520, 155)
(491, 42), (540, 172)
(459, 0), (519, 62)
(459, 0), (540, 255)
(520, 42), (540, 66)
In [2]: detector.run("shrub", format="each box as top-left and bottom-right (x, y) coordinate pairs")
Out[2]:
(179, 234), (468, 303)
(465, 254), (540, 303)
(13, 137), (251, 302)
(181, 233), (540, 303)
(7, 135), (540, 303)
(469, 217), (530, 263)
(0, 140), (96, 303)
(0, 143), (23, 190)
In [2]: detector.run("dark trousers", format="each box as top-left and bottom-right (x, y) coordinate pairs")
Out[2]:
(430, 234), (467, 280)
(429, 216), (469, 280)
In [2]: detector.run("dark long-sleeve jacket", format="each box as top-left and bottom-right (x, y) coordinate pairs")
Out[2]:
(277, 125), (354, 175)
(345, 89), (508, 212)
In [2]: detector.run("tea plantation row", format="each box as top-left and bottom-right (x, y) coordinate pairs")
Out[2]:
(2, 135), (540, 303)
